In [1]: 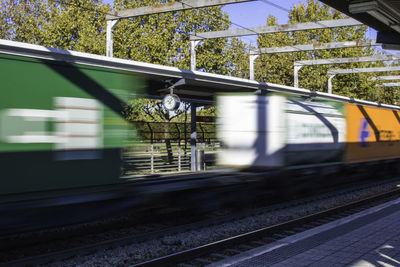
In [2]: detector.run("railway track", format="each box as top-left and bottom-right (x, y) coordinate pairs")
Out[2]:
(1, 180), (399, 266)
(133, 187), (400, 266)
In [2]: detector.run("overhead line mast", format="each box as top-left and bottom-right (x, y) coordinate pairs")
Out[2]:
(250, 40), (379, 80)
(327, 66), (400, 94)
(293, 54), (400, 88)
(190, 18), (365, 74)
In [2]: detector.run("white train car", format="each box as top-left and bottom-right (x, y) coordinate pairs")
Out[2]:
(217, 93), (346, 168)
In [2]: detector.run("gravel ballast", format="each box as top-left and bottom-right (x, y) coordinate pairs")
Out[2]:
(41, 180), (400, 266)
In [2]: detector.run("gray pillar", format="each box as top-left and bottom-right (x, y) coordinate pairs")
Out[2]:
(190, 103), (197, 171)
(106, 20), (119, 57)
(190, 40), (200, 71)
(249, 54), (259, 80)
(294, 65), (302, 88)
(328, 74), (336, 94)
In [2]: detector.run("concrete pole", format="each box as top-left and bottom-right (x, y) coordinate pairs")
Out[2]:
(106, 20), (119, 57)
(249, 54), (259, 80)
(190, 40), (200, 71)
(328, 74), (336, 94)
(190, 103), (197, 171)
(294, 65), (302, 88)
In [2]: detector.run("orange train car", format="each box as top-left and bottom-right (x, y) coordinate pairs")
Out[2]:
(346, 103), (400, 163)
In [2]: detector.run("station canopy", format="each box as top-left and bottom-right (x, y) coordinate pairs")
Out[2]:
(320, 0), (400, 48)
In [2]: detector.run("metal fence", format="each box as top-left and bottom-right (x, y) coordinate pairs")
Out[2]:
(123, 121), (219, 175)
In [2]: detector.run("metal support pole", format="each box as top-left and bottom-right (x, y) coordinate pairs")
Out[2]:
(175, 123), (181, 172)
(106, 20), (119, 57)
(190, 40), (200, 71)
(150, 144), (154, 173)
(294, 65), (302, 88)
(178, 145), (181, 172)
(147, 122), (154, 174)
(190, 103), (197, 171)
(328, 74), (336, 94)
(249, 54), (259, 80)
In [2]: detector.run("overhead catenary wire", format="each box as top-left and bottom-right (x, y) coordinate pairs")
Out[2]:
(257, 0), (369, 58)
(177, 0), (374, 80)
(52, 0), (259, 39)
(50, 0), (373, 64)
(50, 0), (257, 51)
(53, 0), (357, 53)
(258, 0), (290, 12)
(174, 0), (261, 47)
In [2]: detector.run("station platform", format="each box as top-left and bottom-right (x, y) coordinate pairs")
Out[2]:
(210, 197), (400, 267)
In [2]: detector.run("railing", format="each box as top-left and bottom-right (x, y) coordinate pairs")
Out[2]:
(123, 121), (219, 175)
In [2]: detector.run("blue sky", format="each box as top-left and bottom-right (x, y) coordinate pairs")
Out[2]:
(221, 1), (300, 26)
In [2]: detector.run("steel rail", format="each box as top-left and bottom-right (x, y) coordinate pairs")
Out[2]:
(131, 188), (400, 266)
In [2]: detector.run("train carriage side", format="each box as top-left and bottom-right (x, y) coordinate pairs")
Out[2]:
(345, 103), (400, 163)
(285, 96), (346, 166)
(217, 93), (346, 168)
(0, 52), (141, 198)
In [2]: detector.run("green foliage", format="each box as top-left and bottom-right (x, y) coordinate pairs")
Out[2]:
(0, 0), (109, 54)
(198, 105), (216, 117)
(127, 98), (189, 122)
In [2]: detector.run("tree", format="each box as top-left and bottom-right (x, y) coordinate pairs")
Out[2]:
(0, 0), (110, 54)
(256, 15), (293, 86)
(127, 97), (192, 163)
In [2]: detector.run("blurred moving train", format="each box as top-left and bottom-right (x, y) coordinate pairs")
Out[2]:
(1, 38), (400, 210)
(217, 94), (400, 168)
(0, 41), (141, 200)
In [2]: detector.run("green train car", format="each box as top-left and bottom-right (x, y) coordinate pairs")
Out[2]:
(0, 42), (141, 201)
